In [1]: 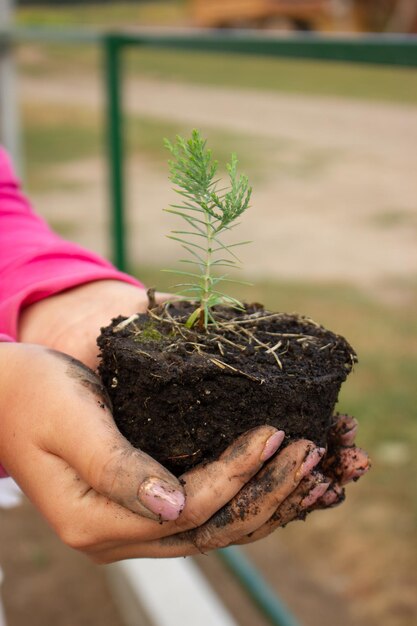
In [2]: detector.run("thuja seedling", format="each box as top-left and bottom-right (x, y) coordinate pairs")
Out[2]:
(164, 129), (252, 330)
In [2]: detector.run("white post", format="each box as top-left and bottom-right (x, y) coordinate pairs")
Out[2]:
(0, 0), (22, 176)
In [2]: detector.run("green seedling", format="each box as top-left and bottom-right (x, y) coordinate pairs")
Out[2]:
(164, 129), (252, 330)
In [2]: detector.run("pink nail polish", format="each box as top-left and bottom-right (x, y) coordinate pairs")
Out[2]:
(300, 481), (330, 507)
(138, 478), (185, 521)
(260, 430), (285, 462)
(296, 447), (326, 480)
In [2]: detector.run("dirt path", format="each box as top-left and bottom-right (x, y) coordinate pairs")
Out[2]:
(21, 75), (417, 291)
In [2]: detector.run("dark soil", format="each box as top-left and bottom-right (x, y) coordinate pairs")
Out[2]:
(97, 302), (356, 475)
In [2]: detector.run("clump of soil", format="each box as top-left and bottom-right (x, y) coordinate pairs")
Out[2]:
(97, 302), (356, 476)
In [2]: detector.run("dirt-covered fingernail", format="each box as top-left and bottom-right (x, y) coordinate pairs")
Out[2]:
(300, 481), (330, 507)
(296, 447), (326, 480)
(138, 477), (185, 521)
(260, 430), (285, 462)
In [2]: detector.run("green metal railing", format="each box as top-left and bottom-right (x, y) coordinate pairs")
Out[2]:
(99, 30), (417, 271)
(1, 26), (417, 626)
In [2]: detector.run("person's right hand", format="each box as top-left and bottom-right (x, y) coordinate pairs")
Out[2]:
(0, 342), (328, 562)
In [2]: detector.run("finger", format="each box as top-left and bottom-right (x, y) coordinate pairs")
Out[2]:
(174, 426), (285, 532)
(235, 471), (330, 545)
(84, 425), (286, 545)
(322, 446), (370, 485)
(179, 441), (325, 553)
(91, 441), (326, 562)
(20, 425), (286, 553)
(42, 350), (185, 521)
(315, 483), (345, 508)
(328, 414), (359, 448)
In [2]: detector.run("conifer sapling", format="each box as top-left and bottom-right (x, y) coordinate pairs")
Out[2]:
(164, 129), (252, 330)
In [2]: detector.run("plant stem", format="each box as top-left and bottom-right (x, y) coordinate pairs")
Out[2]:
(199, 206), (215, 329)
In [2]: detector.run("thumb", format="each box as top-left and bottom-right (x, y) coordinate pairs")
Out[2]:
(43, 351), (186, 521)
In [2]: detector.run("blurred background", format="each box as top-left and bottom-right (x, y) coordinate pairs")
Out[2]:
(0, 2), (416, 626)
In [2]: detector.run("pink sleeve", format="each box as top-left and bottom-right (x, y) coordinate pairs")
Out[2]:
(0, 147), (144, 340)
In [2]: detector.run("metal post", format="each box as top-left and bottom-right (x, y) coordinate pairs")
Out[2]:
(0, 0), (22, 176)
(103, 34), (127, 272)
(218, 547), (301, 626)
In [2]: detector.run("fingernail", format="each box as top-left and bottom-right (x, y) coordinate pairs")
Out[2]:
(300, 481), (330, 507)
(138, 478), (185, 521)
(260, 430), (285, 462)
(296, 447), (326, 480)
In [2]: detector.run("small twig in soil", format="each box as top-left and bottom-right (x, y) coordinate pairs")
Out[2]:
(207, 333), (247, 352)
(113, 314), (139, 332)
(224, 312), (287, 325)
(134, 348), (158, 361)
(209, 357), (265, 383)
(236, 325), (283, 370)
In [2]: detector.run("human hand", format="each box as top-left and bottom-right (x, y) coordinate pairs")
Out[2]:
(17, 280), (369, 555)
(0, 342), (327, 561)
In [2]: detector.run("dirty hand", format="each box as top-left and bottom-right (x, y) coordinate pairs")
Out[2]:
(0, 342), (325, 561)
(17, 280), (370, 556)
(234, 413), (370, 545)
